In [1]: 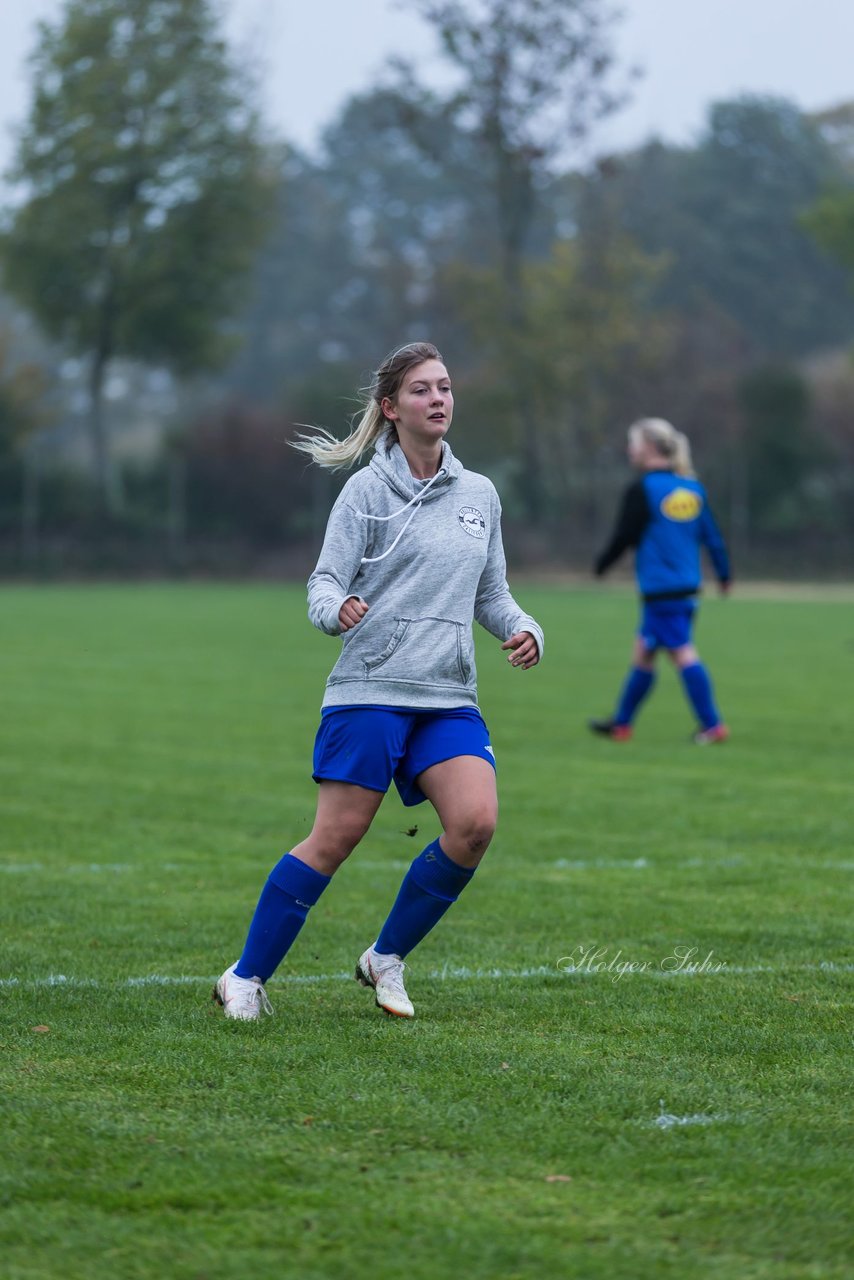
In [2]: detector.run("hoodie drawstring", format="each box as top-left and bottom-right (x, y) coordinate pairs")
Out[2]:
(358, 468), (446, 564)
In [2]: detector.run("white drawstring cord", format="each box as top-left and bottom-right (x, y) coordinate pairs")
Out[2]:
(360, 505), (420, 563)
(358, 468), (446, 564)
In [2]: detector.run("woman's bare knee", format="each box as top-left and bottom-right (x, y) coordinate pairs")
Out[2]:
(295, 784), (382, 875)
(310, 807), (373, 862)
(632, 636), (656, 670)
(668, 643), (699, 669)
(317, 817), (368, 858)
(442, 808), (497, 863)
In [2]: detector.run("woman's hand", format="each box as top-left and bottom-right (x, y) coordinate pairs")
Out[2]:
(502, 631), (539, 670)
(338, 596), (369, 632)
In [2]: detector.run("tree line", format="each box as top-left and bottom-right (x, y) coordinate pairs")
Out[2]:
(1, 0), (854, 575)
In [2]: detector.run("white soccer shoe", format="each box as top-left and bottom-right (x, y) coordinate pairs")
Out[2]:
(355, 946), (414, 1019)
(213, 963), (273, 1021)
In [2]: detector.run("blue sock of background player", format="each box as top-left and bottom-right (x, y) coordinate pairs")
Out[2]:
(614, 667), (656, 726)
(679, 661), (721, 730)
(612, 658), (722, 731)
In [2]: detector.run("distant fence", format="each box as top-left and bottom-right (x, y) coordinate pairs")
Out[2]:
(1, 531), (851, 582)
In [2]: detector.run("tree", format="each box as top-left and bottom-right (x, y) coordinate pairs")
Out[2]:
(801, 103), (854, 338)
(802, 189), (854, 281)
(405, 0), (627, 287)
(2, 0), (273, 512)
(226, 87), (495, 404)
(0, 335), (45, 453)
(398, 0), (631, 516)
(585, 98), (854, 358)
(441, 218), (671, 534)
(738, 366), (817, 538)
(812, 100), (854, 175)
(0, 327), (49, 554)
(224, 85), (525, 519)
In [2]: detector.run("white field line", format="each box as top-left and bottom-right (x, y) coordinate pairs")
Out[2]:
(2, 857), (852, 875)
(653, 1107), (729, 1130)
(1, 961), (852, 990)
(0, 862), (132, 874)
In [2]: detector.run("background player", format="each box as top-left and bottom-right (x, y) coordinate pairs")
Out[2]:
(589, 417), (731, 743)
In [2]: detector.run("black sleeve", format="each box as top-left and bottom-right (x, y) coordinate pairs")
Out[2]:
(594, 479), (650, 576)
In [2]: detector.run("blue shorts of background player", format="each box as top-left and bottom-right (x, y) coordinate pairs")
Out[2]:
(638, 599), (696, 653)
(313, 705), (495, 807)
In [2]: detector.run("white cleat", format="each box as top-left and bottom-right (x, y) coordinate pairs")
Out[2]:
(355, 946), (414, 1019)
(213, 963), (273, 1021)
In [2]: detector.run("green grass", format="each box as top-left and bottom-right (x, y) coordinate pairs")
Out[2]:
(1, 583), (851, 1280)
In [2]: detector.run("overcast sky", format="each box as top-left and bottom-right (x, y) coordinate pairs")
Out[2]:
(1, 0), (852, 175)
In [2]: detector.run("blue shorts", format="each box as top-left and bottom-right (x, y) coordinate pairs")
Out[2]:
(638, 599), (697, 652)
(312, 705), (495, 807)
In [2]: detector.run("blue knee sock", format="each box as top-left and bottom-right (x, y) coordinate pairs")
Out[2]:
(375, 838), (475, 959)
(614, 667), (656, 725)
(680, 662), (721, 730)
(234, 853), (330, 982)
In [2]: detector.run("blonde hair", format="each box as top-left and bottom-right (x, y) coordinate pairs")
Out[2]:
(291, 342), (444, 470)
(629, 417), (695, 478)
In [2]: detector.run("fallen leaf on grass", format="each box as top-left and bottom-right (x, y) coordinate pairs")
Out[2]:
(31, 1026), (50, 1033)
(545, 1175), (572, 1183)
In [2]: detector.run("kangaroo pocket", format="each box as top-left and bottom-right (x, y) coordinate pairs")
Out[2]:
(361, 616), (473, 687)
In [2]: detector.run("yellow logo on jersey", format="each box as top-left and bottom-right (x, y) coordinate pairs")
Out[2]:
(661, 488), (702, 521)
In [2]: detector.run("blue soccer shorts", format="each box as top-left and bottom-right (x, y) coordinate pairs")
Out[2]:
(638, 599), (697, 652)
(312, 705), (495, 807)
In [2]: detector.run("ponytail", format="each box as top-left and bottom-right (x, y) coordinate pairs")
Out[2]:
(629, 418), (696, 478)
(291, 402), (390, 471)
(671, 431), (695, 479)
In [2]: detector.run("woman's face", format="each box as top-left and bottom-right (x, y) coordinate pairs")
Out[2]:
(382, 359), (453, 449)
(627, 430), (662, 470)
(627, 429), (647, 468)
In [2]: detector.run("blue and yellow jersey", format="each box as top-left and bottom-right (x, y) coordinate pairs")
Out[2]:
(594, 470), (730, 600)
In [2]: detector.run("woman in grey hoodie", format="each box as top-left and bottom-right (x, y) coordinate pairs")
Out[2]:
(214, 342), (543, 1021)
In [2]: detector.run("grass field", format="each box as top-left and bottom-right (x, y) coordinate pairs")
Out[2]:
(1, 583), (851, 1280)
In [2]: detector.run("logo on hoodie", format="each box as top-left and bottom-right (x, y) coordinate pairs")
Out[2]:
(458, 506), (486, 539)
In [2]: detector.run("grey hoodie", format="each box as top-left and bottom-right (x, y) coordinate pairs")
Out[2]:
(307, 433), (544, 709)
